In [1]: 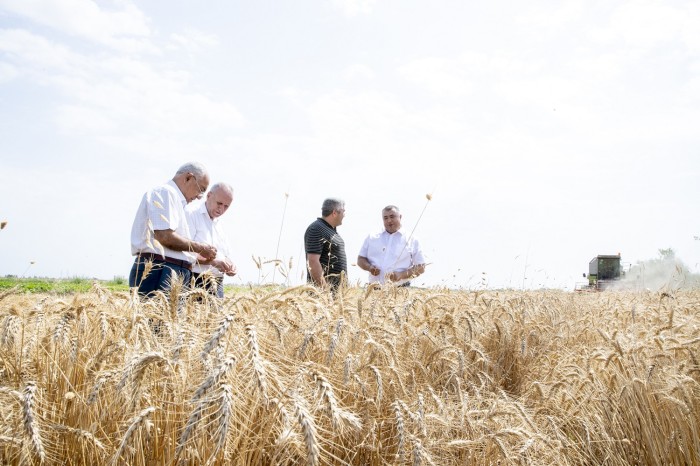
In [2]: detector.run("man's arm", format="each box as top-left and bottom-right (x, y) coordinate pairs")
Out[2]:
(306, 253), (326, 287)
(213, 257), (237, 276)
(194, 256), (237, 275)
(357, 256), (380, 276)
(387, 263), (426, 282)
(154, 229), (217, 260)
(410, 263), (426, 278)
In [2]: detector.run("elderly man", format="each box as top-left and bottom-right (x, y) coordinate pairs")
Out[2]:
(129, 162), (217, 296)
(304, 198), (347, 291)
(186, 182), (237, 298)
(357, 205), (426, 286)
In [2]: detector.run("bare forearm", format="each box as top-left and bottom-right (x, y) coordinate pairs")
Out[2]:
(154, 229), (192, 251)
(307, 254), (326, 287)
(393, 264), (425, 281)
(154, 230), (216, 259)
(357, 256), (372, 271)
(358, 256), (380, 276)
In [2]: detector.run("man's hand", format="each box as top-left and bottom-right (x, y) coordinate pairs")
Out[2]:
(155, 229), (217, 260)
(214, 258), (237, 276)
(195, 243), (217, 261)
(224, 262), (238, 277)
(358, 256), (380, 276)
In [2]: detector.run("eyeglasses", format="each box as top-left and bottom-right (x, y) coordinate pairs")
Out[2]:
(190, 173), (207, 196)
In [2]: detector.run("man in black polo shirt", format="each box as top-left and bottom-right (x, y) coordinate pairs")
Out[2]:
(304, 198), (347, 290)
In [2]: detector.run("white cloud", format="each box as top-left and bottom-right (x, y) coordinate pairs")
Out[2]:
(515, 0), (585, 32)
(0, 26), (243, 156)
(684, 63), (700, 101)
(398, 57), (473, 97)
(307, 90), (426, 149)
(680, 3), (700, 50)
(570, 52), (625, 82)
(332, 0), (377, 17)
(169, 28), (219, 53)
(55, 104), (117, 133)
(343, 63), (375, 81)
(0, 29), (86, 75)
(495, 75), (581, 108)
(0, 61), (18, 82)
(592, 1), (700, 52)
(48, 57), (245, 143)
(610, 2), (684, 47)
(0, 0), (154, 52)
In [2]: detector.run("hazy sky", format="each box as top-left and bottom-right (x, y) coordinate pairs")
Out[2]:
(1, 0), (699, 290)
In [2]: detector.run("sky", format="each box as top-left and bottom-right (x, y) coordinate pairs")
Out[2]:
(1, 0), (699, 290)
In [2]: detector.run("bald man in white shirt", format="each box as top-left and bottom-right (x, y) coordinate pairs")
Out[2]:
(186, 182), (237, 297)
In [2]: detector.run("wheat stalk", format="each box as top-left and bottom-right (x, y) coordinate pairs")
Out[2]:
(192, 356), (236, 402)
(312, 371), (361, 433)
(110, 406), (156, 465)
(207, 383), (233, 464)
(21, 381), (45, 464)
(52, 424), (106, 454)
(393, 400), (406, 461)
(245, 323), (270, 402)
(292, 393), (320, 466)
(201, 313), (236, 361)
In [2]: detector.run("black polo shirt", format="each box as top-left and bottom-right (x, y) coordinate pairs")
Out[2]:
(304, 217), (347, 286)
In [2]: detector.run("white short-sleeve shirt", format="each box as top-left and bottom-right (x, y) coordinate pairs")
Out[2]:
(358, 229), (425, 285)
(130, 180), (195, 262)
(185, 199), (232, 276)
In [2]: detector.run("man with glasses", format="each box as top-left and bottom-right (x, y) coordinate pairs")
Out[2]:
(304, 198), (347, 291)
(129, 161), (217, 296)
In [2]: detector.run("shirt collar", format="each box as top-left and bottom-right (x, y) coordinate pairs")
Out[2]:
(167, 179), (188, 207)
(382, 229), (403, 237)
(196, 199), (217, 223)
(318, 217), (336, 230)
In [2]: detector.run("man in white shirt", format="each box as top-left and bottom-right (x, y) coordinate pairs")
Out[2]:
(357, 205), (426, 286)
(186, 182), (237, 298)
(129, 162), (217, 296)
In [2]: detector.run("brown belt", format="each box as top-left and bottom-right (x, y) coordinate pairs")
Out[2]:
(137, 252), (192, 271)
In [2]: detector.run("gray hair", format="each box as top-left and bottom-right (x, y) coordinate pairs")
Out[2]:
(209, 182), (234, 196)
(175, 162), (208, 178)
(321, 198), (344, 217)
(382, 205), (400, 213)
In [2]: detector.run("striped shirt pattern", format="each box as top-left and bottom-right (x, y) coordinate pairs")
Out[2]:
(304, 218), (347, 283)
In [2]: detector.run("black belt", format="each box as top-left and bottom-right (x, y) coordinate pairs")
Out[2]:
(137, 252), (192, 271)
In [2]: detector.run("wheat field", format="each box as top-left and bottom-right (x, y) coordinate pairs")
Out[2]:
(0, 282), (699, 465)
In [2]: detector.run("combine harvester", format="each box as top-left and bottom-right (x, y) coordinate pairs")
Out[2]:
(576, 253), (625, 291)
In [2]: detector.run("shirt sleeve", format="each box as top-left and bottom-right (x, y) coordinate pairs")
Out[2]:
(304, 224), (323, 255)
(411, 238), (426, 265)
(149, 187), (181, 232)
(358, 235), (370, 257)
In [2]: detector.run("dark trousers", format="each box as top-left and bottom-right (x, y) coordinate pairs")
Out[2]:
(192, 272), (224, 298)
(129, 258), (192, 297)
